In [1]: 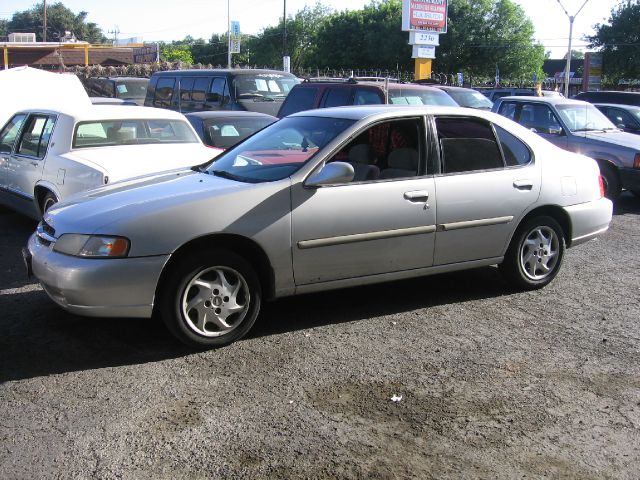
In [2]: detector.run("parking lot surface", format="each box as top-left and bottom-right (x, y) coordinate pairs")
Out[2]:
(1, 196), (639, 479)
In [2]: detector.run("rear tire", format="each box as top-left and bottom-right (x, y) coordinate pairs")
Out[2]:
(500, 216), (565, 290)
(158, 249), (261, 348)
(41, 191), (57, 215)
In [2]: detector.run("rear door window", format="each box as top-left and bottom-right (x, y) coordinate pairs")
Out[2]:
(278, 87), (318, 117)
(154, 77), (176, 107)
(322, 88), (353, 108)
(494, 125), (532, 166)
(436, 117), (504, 174)
(179, 77), (195, 102)
(207, 78), (227, 107)
(17, 115), (55, 159)
(192, 78), (210, 103)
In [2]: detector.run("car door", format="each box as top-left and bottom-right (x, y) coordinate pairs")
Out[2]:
(0, 113), (28, 190)
(432, 116), (540, 266)
(7, 113), (56, 203)
(290, 117), (437, 285)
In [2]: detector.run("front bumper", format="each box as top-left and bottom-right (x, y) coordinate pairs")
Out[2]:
(620, 167), (640, 192)
(563, 197), (613, 247)
(28, 233), (169, 318)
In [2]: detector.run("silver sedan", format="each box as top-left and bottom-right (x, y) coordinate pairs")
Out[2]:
(25, 106), (613, 347)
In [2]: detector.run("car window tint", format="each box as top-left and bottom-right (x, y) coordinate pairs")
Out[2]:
(203, 117), (275, 149)
(278, 87), (318, 117)
(179, 77), (195, 102)
(494, 125), (531, 166)
(607, 108), (636, 127)
(436, 117), (504, 174)
(207, 78), (226, 105)
(498, 102), (517, 120)
(192, 78), (210, 102)
(17, 115), (52, 158)
(323, 88), (352, 108)
(154, 78), (175, 107)
(388, 89), (457, 106)
(354, 89), (383, 105)
(519, 104), (562, 133)
(0, 113), (27, 153)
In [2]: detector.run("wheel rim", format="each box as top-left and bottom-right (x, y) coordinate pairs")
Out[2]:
(181, 266), (250, 337)
(519, 225), (560, 281)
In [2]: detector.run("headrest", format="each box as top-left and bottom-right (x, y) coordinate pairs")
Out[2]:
(387, 148), (418, 170)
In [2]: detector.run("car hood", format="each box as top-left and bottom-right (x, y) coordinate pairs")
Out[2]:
(237, 98), (283, 116)
(61, 143), (221, 182)
(44, 169), (292, 256)
(580, 130), (640, 150)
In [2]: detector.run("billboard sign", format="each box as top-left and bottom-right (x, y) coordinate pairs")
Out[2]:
(402, 0), (448, 33)
(230, 20), (241, 54)
(133, 44), (159, 63)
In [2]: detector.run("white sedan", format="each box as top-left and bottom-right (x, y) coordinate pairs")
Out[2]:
(0, 105), (220, 219)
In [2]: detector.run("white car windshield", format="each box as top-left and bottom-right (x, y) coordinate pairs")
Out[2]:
(73, 119), (199, 148)
(555, 103), (617, 132)
(206, 116), (355, 183)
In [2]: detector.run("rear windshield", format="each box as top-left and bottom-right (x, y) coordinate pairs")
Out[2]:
(278, 87), (318, 117)
(388, 88), (458, 107)
(114, 80), (149, 100)
(233, 73), (300, 101)
(445, 90), (493, 109)
(201, 116), (276, 149)
(73, 119), (198, 148)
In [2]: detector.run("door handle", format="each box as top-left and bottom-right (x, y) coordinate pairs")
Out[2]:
(404, 190), (429, 202)
(513, 180), (533, 190)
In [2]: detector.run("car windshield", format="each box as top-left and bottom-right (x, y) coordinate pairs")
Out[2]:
(202, 116), (276, 149)
(555, 103), (617, 132)
(205, 116), (355, 182)
(233, 74), (300, 101)
(388, 88), (458, 106)
(445, 90), (493, 109)
(114, 80), (148, 100)
(73, 119), (199, 148)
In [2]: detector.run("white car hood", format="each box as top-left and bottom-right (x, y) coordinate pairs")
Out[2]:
(61, 143), (221, 182)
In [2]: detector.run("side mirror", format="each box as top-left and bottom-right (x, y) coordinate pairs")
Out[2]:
(548, 126), (564, 136)
(306, 161), (354, 187)
(616, 123), (626, 130)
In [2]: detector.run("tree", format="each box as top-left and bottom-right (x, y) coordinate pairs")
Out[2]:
(564, 49), (585, 60)
(436, 0), (544, 79)
(7, 2), (107, 43)
(0, 19), (8, 41)
(159, 42), (194, 64)
(587, 0), (640, 81)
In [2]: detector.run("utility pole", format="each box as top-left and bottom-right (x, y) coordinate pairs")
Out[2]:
(227, 0), (231, 68)
(43, 0), (47, 42)
(282, 0), (289, 72)
(556, 0), (589, 97)
(108, 26), (120, 45)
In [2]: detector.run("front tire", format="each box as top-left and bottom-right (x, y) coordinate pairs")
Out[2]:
(599, 162), (621, 201)
(500, 216), (565, 290)
(158, 249), (261, 348)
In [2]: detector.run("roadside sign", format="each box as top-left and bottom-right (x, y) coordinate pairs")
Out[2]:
(457, 72), (463, 86)
(402, 0), (448, 33)
(230, 21), (240, 37)
(411, 45), (436, 59)
(230, 20), (241, 54)
(409, 31), (440, 45)
(230, 38), (240, 54)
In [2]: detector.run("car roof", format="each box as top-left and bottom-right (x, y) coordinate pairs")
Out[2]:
(433, 85), (482, 93)
(184, 111), (277, 120)
(294, 80), (443, 91)
(496, 95), (588, 106)
(289, 104), (481, 120)
(151, 69), (295, 77)
(14, 105), (189, 121)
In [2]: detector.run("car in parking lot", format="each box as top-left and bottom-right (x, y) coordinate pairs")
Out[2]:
(185, 111), (277, 149)
(0, 105), (218, 219)
(477, 87), (536, 102)
(574, 90), (640, 107)
(82, 77), (149, 106)
(26, 105), (612, 348)
(594, 103), (640, 135)
(432, 85), (494, 110)
(492, 96), (640, 199)
(277, 78), (458, 118)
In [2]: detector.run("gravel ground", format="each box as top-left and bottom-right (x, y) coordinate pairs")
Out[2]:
(1, 194), (639, 479)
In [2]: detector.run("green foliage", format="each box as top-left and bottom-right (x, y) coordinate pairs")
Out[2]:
(436, 0), (544, 79)
(159, 42), (194, 64)
(0, 19), (8, 40)
(7, 2), (107, 43)
(587, 0), (640, 82)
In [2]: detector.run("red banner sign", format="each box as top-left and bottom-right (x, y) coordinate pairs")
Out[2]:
(402, 0), (448, 33)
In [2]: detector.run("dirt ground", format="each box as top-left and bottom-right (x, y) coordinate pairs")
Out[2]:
(1, 194), (639, 479)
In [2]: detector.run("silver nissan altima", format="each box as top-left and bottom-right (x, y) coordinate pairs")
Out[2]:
(25, 106), (613, 347)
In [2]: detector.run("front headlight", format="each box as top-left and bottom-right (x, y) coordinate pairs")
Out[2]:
(53, 234), (130, 258)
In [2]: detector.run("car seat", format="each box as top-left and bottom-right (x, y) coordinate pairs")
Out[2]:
(379, 148), (418, 178)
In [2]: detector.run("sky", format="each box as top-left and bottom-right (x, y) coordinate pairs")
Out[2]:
(1, 0), (620, 58)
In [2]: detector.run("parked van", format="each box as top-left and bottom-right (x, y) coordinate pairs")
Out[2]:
(144, 69), (300, 116)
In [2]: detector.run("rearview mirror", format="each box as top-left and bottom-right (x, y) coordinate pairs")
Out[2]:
(306, 162), (354, 187)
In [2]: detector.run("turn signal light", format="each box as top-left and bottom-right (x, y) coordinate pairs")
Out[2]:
(634, 153), (640, 169)
(598, 175), (605, 199)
